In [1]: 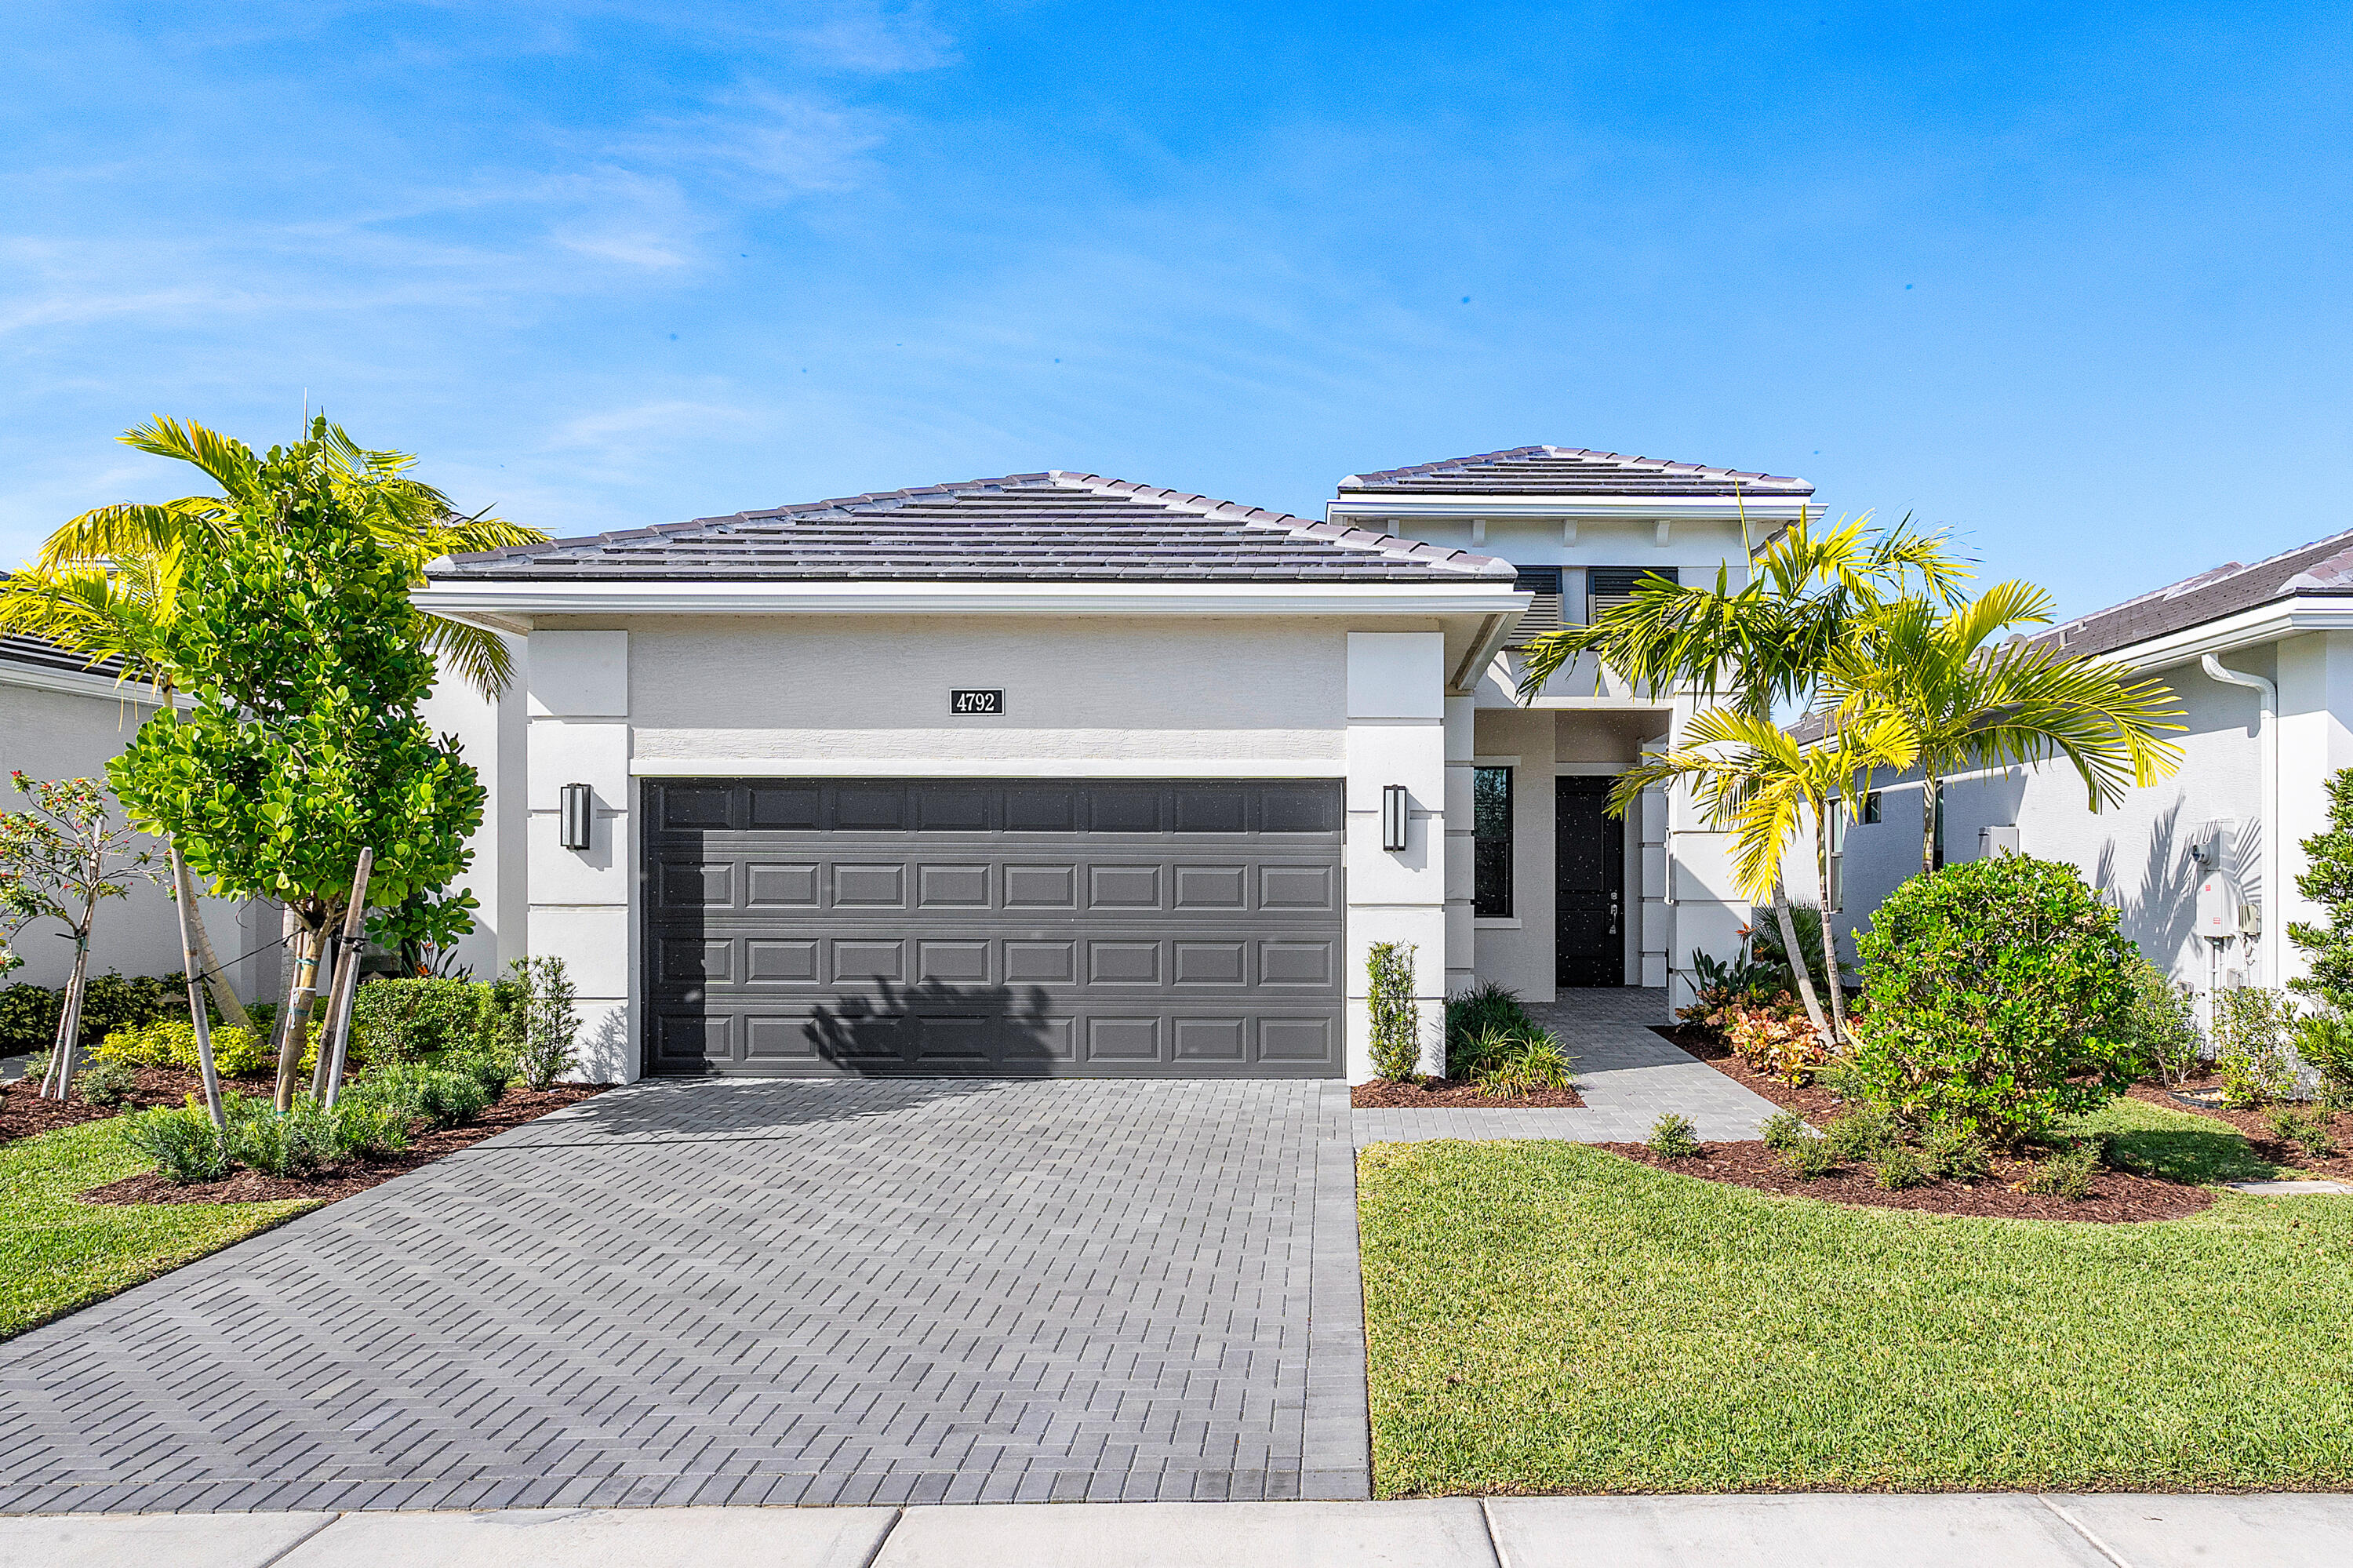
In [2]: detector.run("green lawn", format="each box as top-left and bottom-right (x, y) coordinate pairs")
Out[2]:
(1359, 1104), (2353, 1496)
(0, 1117), (314, 1339)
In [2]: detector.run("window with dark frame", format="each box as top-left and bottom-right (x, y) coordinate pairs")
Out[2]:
(1473, 766), (1513, 917)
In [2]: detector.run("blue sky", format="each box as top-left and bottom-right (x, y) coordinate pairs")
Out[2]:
(5, 1), (2347, 618)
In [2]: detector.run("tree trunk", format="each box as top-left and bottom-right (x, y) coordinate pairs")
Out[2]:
(170, 848), (227, 1129)
(317, 850), (375, 1107)
(1772, 882), (1832, 1047)
(274, 924), (323, 1112)
(1921, 774), (1943, 877)
(42, 904), (98, 1101)
(1812, 802), (1849, 1046)
(176, 871), (254, 1033)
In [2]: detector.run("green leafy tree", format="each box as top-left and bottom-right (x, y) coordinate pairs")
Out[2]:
(1825, 584), (2184, 875)
(2288, 766), (2353, 1004)
(109, 428), (488, 1110)
(0, 775), (163, 1099)
(1518, 510), (1966, 1042)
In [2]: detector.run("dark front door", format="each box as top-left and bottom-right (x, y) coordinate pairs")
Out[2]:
(1555, 776), (1626, 987)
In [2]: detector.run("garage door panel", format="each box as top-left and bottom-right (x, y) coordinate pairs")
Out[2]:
(643, 779), (1340, 1078)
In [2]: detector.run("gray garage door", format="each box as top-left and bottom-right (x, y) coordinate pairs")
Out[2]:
(642, 778), (1345, 1077)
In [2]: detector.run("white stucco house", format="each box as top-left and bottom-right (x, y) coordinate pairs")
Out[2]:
(416, 447), (1818, 1083)
(1815, 528), (2353, 1017)
(0, 620), (266, 997)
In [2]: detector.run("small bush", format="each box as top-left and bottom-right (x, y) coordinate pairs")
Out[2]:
(357, 1062), (490, 1130)
(1873, 1144), (1929, 1190)
(2020, 1141), (2101, 1200)
(328, 1100), (410, 1162)
(1646, 1113), (1701, 1158)
(1848, 856), (2141, 1144)
(351, 977), (494, 1064)
(122, 1100), (230, 1184)
(1469, 1031), (1573, 1098)
(96, 1019), (281, 1079)
(1784, 1138), (1842, 1181)
(2265, 1105), (2338, 1159)
(1919, 1122), (1991, 1182)
(1758, 1110), (1813, 1152)
(518, 955), (582, 1090)
(234, 1101), (340, 1179)
(1446, 982), (1536, 1066)
(1368, 942), (1421, 1082)
(1704, 995), (1830, 1084)
(2120, 952), (2203, 1085)
(0, 972), (189, 1054)
(1824, 1105), (1899, 1162)
(74, 1058), (139, 1107)
(2289, 1010), (2353, 1106)
(2214, 988), (2299, 1108)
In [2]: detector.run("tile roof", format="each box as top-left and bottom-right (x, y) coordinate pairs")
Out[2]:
(429, 471), (1517, 584)
(1338, 446), (1814, 498)
(0, 575), (133, 683)
(2031, 526), (2353, 660)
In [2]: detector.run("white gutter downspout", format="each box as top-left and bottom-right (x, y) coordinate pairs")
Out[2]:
(2202, 653), (2279, 988)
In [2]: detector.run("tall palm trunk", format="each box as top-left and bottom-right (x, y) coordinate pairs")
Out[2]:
(1771, 883), (1832, 1046)
(1921, 774), (1943, 876)
(1811, 801), (1849, 1046)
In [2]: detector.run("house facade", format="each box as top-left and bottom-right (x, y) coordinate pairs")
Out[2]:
(1817, 529), (2353, 1017)
(416, 447), (1814, 1082)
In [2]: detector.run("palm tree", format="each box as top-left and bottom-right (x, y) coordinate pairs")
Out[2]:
(1609, 709), (1910, 1044)
(1825, 582), (2184, 876)
(1517, 509), (1966, 1039)
(35, 416), (544, 698)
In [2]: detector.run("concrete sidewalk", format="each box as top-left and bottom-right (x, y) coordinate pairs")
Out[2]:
(3, 1494), (2347, 1567)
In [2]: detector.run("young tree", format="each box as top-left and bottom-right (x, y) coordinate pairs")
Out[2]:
(0, 775), (163, 1099)
(2289, 766), (2353, 1006)
(109, 425), (487, 1111)
(1518, 510), (1966, 1041)
(1825, 584), (2184, 875)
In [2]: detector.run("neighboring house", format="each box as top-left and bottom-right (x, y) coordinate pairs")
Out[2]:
(1816, 528), (2353, 1015)
(0, 619), (268, 999)
(416, 449), (1815, 1083)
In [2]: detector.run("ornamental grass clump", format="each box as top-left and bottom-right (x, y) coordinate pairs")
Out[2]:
(1848, 855), (2142, 1146)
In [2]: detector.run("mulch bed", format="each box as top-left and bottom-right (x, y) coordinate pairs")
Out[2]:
(1603, 1139), (2215, 1222)
(2128, 1080), (2353, 1182)
(1651, 1024), (1845, 1121)
(49, 1075), (609, 1207)
(1351, 1078), (1585, 1109)
(0, 1067), (212, 1147)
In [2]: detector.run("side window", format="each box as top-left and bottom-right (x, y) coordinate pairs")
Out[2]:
(1473, 766), (1513, 917)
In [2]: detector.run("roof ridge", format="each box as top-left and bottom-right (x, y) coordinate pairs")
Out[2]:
(2040, 525), (2353, 643)
(1043, 471), (1512, 578)
(1338, 445), (1809, 490)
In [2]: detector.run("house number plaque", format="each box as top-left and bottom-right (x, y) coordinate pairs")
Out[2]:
(950, 689), (1004, 715)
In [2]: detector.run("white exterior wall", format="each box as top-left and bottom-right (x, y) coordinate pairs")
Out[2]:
(521, 615), (1449, 1082)
(0, 672), (260, 998)
(1818, 652), (2276, 990)
(416, 635), (529, 981)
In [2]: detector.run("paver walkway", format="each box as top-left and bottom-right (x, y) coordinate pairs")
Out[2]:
(1352, 987), (1781, 1145)
(0, 1079), (1367, 1514)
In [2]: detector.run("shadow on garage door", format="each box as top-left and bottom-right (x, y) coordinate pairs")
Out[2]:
(642, 777), (1347, 1078)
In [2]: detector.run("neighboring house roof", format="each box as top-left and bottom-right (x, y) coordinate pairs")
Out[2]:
(431, 471), (1517, 583)
(0, 574), (133, 686)
(2029, 527), (2353, 660)
(1337, 446), (1815, 499)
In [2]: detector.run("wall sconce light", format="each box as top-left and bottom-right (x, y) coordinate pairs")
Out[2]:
(1381, 784), (1410, 852)
(559, 783), (594, 851)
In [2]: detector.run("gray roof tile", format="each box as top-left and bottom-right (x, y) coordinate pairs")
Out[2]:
(2033, 526), (2353, 660)
(430, 471), (1517, 583)
(1339, 445), (1814, 498)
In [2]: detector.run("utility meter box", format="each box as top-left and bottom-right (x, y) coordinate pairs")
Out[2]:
(2196, 868), (2247, 940)
(1979, 825), (2021, 859)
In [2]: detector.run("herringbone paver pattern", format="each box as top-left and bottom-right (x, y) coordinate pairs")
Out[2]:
(0, 1079), (1366, 1512)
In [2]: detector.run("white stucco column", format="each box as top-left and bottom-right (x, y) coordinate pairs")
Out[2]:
(525, 631), (635, 1082)
(1344, 632), (1448, 1080)
(2275, 632), (2353, 989)
(1663, 693), (1744, 1016)
(1442, 692), (1478, 1003)
(418, 633), (529, 978)
(1637, 760), (1671, 989)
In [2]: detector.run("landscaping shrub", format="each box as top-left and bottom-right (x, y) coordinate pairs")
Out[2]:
(73, 1058), (138, 1107)
(2120, 951), (2204, 1085)
(234, 1101), (338, 1179)
(122, 1099), (231, 1184)
(1784, 1138), (1841, 1181)
(0, 970), (188, 1053)
(1873, 1144), (1929, 1190)
(96, 1018), (282, 1079)
(2020, 1141), (2100, 1200)
(1758, 1110), (1812, 1153)
(2289, 1012), (2353, 1109)
(1919, 1122), (1991, 1181)
(1681, 943), (1790, 1019)
(329, 1100), (411, 1162)
(1847, 855), (2141, 1144)
(357, 1061), (491, 1130)
(1824, 1105), (1898, 1162)
(1478, 1035), (1573, 1098)
(516, 955), (580, 1090)
(350, 976), (495, 1064)
(1367, 942), (1420, 1082)
(2265, 1105), (2337, 1159)
(2213, 987), (2299, 1108)
(1699, 995), (1828, 1084)
(1645, 1113), (1701, 1158)
(1750, 904), (1831, 999)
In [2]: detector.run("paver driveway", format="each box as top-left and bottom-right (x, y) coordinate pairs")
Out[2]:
(0, 1079), (1367, 1513)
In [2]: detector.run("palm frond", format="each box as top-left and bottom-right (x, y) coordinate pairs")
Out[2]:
(420, 615), (518, 701)
(118, 417), (262, 500)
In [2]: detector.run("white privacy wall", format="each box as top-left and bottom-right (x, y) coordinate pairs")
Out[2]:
(416, 635), (529, 982)
(1345, 632), (1448, 1079)
(524, 631), (634, 1081)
